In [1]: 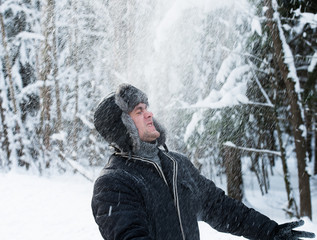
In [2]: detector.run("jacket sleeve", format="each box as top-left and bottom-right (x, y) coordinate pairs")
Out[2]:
(179, 153), (278, 240)
(91, 170), (153, 240)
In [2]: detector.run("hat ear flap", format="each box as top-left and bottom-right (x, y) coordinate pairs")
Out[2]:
(121, 112), (141, 152)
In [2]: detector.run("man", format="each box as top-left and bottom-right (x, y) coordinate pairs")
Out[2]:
(92, 83), (315, 240)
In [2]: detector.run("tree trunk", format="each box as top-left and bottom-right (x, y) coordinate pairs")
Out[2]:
(274, 100), (299, 217)
(315, 123), (317, 175)
(0, 6), (27, 169)
(307, 70), (317, 175)
(39, 0), (55, 167)
(306, 108), (313, 162)
(0, 84), (11, 167)
(71, 0), (80, 161)
(0, 20), (10, 166)
(51, 0), (64, 160)
(315, 101), (317, 175)
(52, 0), (61, 134)
(0, 9), (16, 113)
(250, 153), (265, 195)
(224, 145), (243, 201)
(250, 136), (269, 195)
(271, 59), (300, 217)
(265, 0), (312, 219)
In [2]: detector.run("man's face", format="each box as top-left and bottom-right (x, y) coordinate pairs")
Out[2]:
(129, 103), (160, 142)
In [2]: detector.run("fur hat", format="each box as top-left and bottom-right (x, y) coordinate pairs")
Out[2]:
(94, 83), (166, 152)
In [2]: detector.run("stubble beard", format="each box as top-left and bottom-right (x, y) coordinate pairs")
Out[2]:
(141, 130), (160, 142)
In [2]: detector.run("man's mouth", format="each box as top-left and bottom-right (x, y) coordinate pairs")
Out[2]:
(147, 122), (155, 128)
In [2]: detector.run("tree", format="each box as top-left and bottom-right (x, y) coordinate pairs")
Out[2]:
(245, 0), (304, 218)
(221, 106), (245, 201)
(0, 0), (28, 169)
(0, 63), (11, 169)
(0, 4), (11, 169)
(51, 0), (62, 156)
(265, 0), (312, 219)
(273, 77), (299, 217)
(39, 0), (56, 168)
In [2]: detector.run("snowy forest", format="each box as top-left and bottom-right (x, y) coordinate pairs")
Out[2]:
(0, 0), (317, 238)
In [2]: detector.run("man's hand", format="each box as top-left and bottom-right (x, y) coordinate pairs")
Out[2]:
(274, 220), (315, 239)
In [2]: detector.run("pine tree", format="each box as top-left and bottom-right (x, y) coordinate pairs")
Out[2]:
(0, 1), (28, 169)
(265, 0), (312, 219)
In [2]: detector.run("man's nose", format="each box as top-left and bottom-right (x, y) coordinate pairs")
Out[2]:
(144, 110), (153, 118)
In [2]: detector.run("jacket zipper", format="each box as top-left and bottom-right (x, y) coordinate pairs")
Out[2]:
(162, 152), (186, 240)
(115, 152), (186, 240)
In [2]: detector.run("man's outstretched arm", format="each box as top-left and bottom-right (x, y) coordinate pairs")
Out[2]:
(179, 153), (315, 239)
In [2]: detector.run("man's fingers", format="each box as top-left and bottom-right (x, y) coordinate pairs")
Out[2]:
(279, 220), (304, 232)
(276, 220), (315, 239)
(292, 230), (316, 239)
(289, 220), (305, 229)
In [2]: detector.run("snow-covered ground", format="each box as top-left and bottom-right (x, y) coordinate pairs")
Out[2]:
(0, 170), (316, 240)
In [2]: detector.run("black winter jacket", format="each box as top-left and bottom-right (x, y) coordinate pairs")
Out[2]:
(91, 150), (278, 240)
